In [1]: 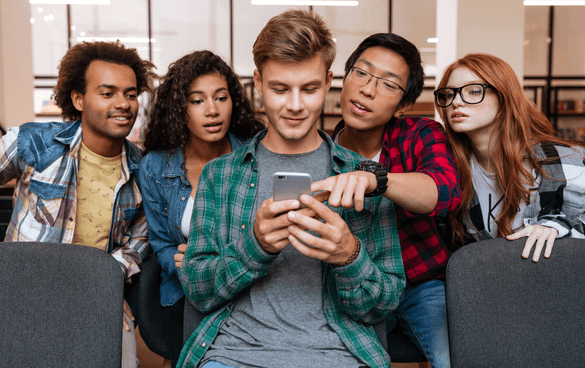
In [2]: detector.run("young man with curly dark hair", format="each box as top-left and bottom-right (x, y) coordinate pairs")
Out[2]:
(0, 40), (156, 368)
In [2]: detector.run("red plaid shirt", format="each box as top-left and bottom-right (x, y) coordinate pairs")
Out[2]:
(333, 117), (461, 283)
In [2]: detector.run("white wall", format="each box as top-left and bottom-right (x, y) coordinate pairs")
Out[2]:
(0, 0), (35, 129)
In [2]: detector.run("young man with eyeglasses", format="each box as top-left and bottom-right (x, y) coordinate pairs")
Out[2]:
(327, 33), (461, 368)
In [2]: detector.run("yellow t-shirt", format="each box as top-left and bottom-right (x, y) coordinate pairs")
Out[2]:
(73, 143), (122, 251)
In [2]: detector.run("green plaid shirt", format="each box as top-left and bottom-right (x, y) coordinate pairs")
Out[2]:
(178, 130), (405, 368)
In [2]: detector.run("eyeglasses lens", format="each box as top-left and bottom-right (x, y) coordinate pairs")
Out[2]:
(349, 68), (401, 97)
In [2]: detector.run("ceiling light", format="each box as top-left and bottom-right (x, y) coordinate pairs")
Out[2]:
(427, 38), (439, 43)
(76, 37), (156, 43)
(251, 0), (359, 6)
(29, 0), (112, 4)
(524, 0), (585, 5)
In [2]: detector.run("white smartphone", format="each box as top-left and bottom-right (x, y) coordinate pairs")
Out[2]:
(272, 172), (312, 205)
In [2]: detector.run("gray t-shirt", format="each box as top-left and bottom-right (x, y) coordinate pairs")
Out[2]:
(202, 140), (363, 368)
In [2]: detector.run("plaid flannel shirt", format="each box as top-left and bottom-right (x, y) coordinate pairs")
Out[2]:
(178, 130), (405, 368)
(333, 117), (461, 283)
(467, 141), (585, 240)
(0, 121), (150, 279)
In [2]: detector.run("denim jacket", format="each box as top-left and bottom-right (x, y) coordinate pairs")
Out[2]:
(0, 121), (150, 279)
(139, 133), (250, 306)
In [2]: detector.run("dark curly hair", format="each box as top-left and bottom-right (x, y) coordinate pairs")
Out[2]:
(53, 41), (156, 122)
(143, 50), (264, 154)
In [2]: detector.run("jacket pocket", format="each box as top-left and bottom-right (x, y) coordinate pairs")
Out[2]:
(28, 180), (66, 226)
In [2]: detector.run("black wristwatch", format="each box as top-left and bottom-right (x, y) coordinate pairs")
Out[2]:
(354, 160), (388, 197)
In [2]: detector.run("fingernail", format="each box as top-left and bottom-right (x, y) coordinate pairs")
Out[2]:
(288, 212), (295, 219)
(288, 225), (294, 232)
(292, 200), (300, 208)
(308, 210), (315, 216)
(300, 194), (308, 202)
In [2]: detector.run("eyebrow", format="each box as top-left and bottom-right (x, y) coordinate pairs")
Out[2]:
(266, 79), (323, 88)
(188, 87), (229, 96)
(356, 59), (403, 82)
(97, 84), (137, 92)
(446, 80), (485, 88)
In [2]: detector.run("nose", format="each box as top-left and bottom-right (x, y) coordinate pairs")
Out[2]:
(205, 100), (219, 116)
(114, 93), (130, 110)
(286, 89), (304, 112)
(451, 91), (465, 108)
(359, 76), (377, 98)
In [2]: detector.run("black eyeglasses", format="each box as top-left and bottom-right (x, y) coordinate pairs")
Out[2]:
(348, 66), (406, 96)
(434, 83), (495, 108)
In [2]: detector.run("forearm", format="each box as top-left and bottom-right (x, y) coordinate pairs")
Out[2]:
(334, 240), (405, 324)
(383, 172), (438, 214)
(180, 225), (277, 313)
(334, 200), (405, 323)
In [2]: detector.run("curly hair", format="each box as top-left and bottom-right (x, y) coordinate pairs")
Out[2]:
(53, 41), (157, 122)
(143, 50), (264, 154)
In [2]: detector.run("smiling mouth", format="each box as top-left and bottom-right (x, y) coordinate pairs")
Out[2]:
(351, 101), (371, 113)
(108, 113), (133, 121)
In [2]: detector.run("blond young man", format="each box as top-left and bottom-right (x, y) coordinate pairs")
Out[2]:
(178, 9), (405, 368)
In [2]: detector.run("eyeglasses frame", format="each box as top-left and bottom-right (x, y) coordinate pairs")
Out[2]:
(348, 66), (406, 96)
(434, 83), (495, 108)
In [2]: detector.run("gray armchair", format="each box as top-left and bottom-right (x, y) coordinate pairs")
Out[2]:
(446, 237), (585, 368)
(0, 242), (124, 368)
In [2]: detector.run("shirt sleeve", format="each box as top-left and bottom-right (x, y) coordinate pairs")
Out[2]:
(410, 120), (461, 218)
(111, 205), (150, 280)
(0, 127), (24, 184)
(139, 156), (182, 279)
(531, 145), (585, 238)
(332, 197), (406, 324)
(179, 163), (278, 314)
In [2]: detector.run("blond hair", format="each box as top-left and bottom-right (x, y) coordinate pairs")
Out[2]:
(253, 9), (336, 73)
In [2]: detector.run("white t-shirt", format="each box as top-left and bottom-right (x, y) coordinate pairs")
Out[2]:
(470, 155), (535, 237)
(181, 196), (195, 238)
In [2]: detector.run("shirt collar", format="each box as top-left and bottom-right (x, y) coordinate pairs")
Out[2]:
(241, 128), (348, 174)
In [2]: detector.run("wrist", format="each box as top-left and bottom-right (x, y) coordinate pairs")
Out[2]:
(333, 235), (360, 268)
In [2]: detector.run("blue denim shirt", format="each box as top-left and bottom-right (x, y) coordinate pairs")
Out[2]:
(0, 121), (150, 279)
(139, 133), (250, 306)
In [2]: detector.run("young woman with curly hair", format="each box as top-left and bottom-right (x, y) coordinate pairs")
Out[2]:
(434, 53), (585, 262)
(139, 50), (264, 368)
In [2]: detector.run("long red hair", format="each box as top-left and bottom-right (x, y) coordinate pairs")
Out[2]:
(436, 53), (581, 243)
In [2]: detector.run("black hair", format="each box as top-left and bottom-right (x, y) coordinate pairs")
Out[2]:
(344, 33), (424, 108)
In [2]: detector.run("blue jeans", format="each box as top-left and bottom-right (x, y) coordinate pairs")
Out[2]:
(387, 279), (451, 368)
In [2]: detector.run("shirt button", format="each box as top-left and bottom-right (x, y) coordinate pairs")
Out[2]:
(250, 183), (255, 188)
(251, 158), (255, 163)
(226, 306), (230, 311)
(201, 342), (207, 348)
(335, 274), (340, 277)
(181, 197), (186, 201)
(163, 208), (167, 213)
(342, 300), (348, 304)
(69, 217), (73, 222)
(175, 226), (179, 230)
(241, 224), (246, 230)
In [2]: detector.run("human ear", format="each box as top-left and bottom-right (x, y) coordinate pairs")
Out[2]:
(71, 90), (84, 112)
(253, 69), (263, 98)
(394, 102), (413, 118)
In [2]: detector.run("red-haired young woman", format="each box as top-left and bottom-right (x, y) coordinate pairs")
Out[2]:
(434, 53), (585, 261)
